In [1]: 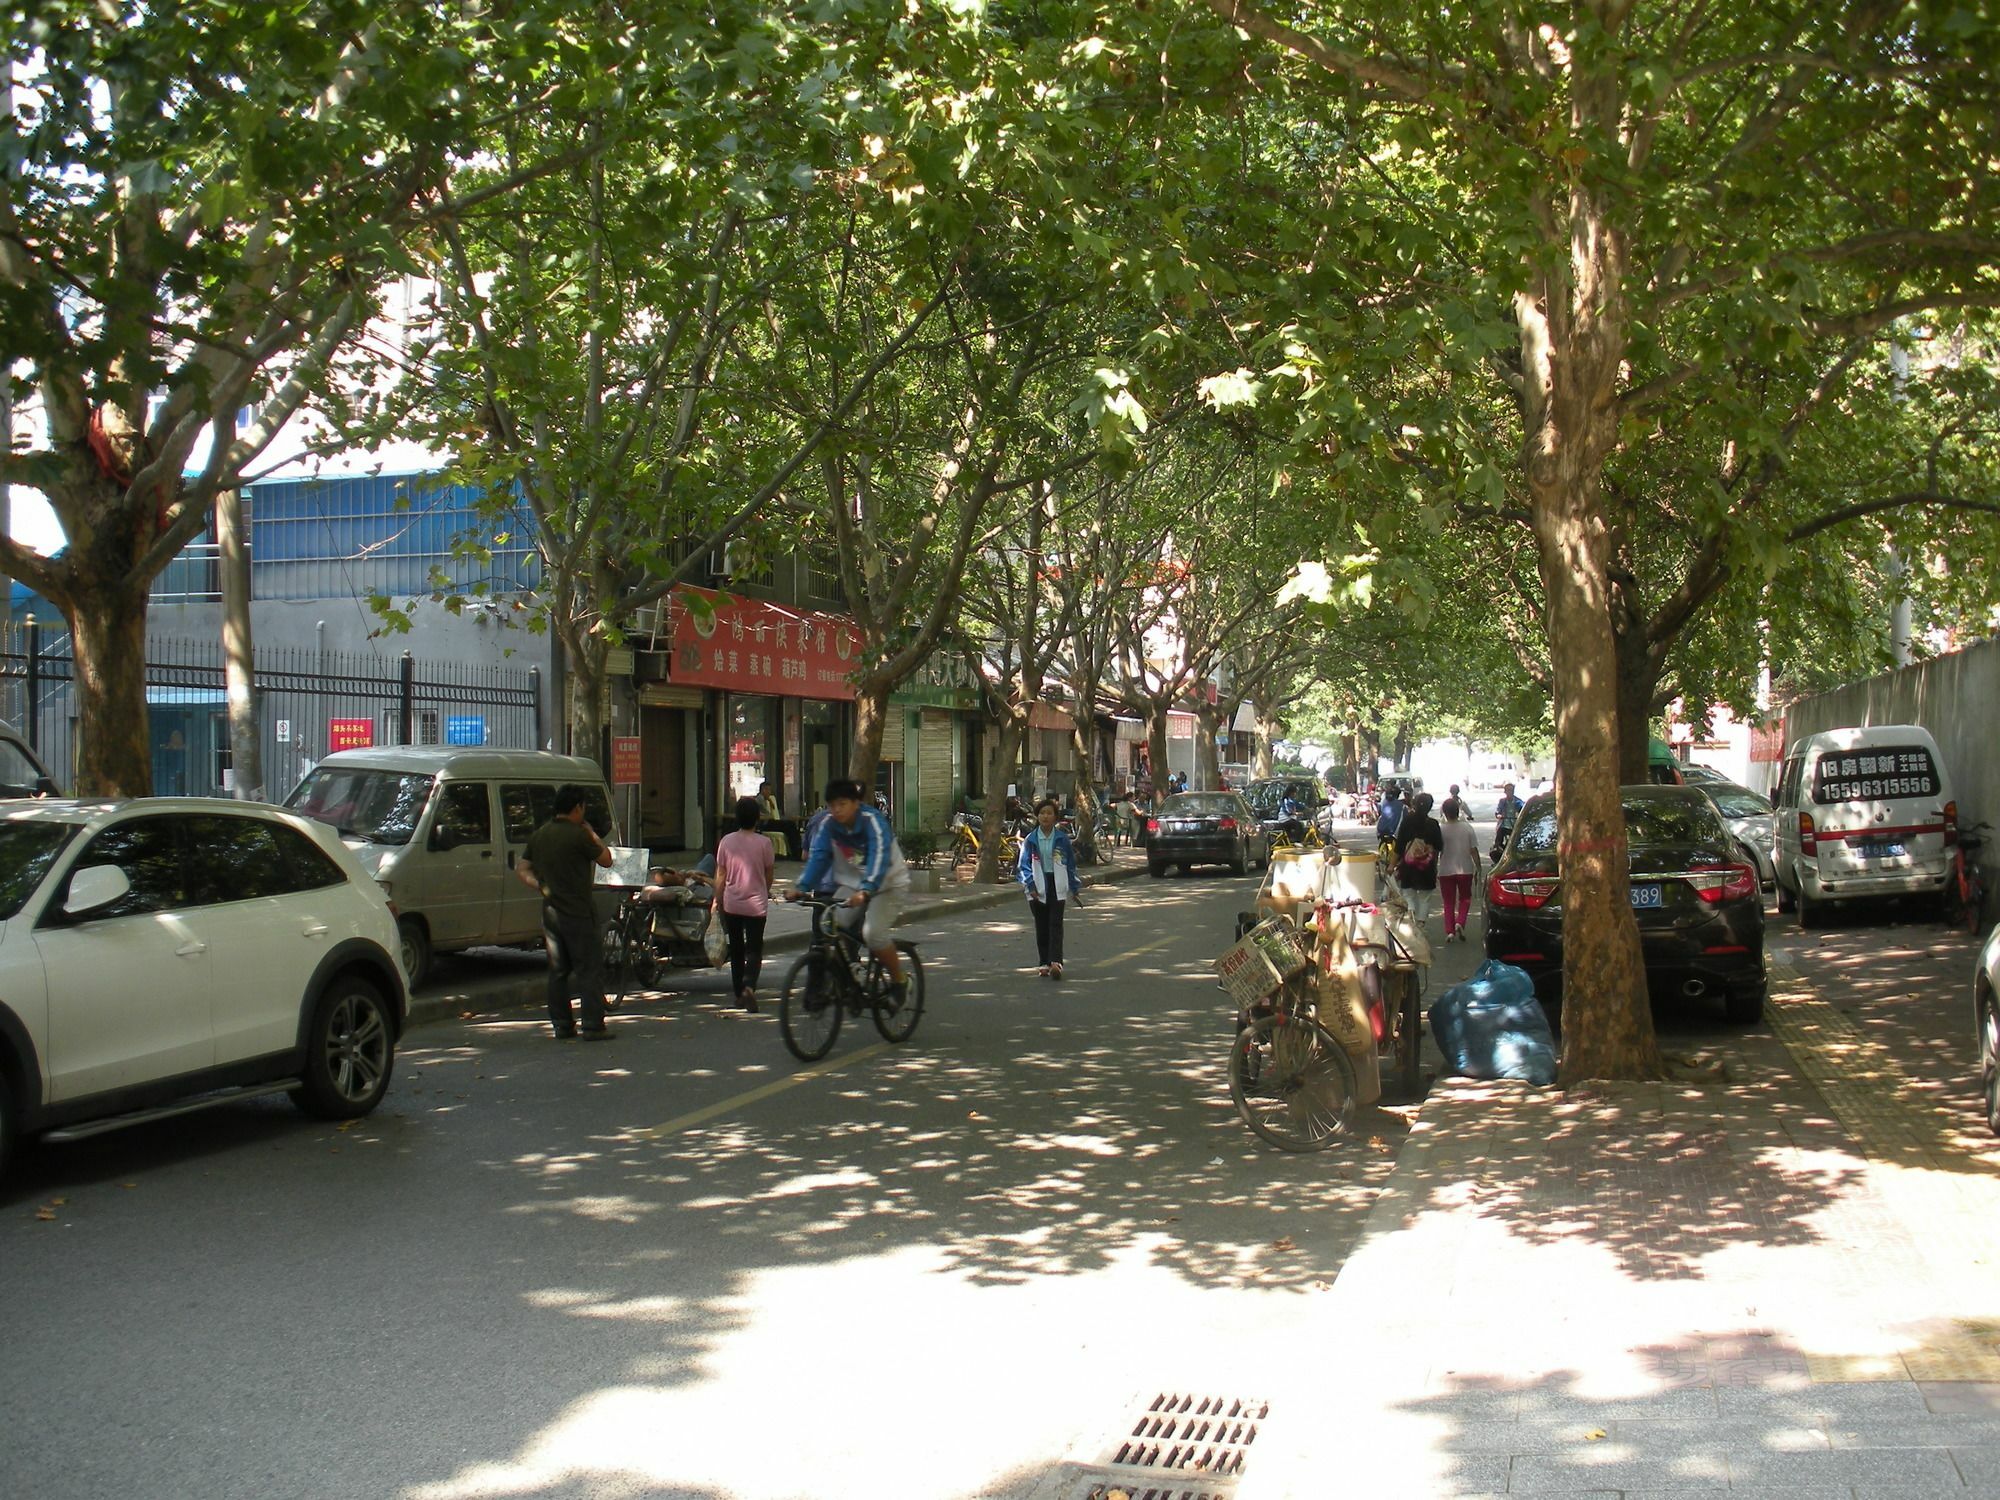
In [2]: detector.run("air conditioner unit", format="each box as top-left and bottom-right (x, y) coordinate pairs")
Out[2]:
(629, 603), (665, 643)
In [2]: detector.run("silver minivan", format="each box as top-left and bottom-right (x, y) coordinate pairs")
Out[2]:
(1772, 724), (1956, 928)
(285, 747), (616, 985)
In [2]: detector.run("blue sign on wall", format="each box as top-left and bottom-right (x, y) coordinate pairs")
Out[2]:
(446, 715), (487, 746)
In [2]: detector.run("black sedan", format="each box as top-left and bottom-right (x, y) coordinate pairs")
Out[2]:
(1485, 785), (1767, 1025)
(1146, 792), (1270, 877)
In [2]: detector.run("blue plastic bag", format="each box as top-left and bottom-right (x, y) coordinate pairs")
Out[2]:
(1426, 960), (1558, 1085)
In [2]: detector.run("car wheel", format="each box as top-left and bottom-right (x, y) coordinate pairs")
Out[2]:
(0, 1067), (15, 1181)
(1775, 876), (1796, 914)
(398, 917), (432, 989)
(1148, 859), (1165, 878)
(1724, 980), (1767, 1025)
(1231, 843), (1248, 876)
(294, 975), (396, 1120)
(1796, 882), (1827, 930)
(1981, 994), (2000, 1137)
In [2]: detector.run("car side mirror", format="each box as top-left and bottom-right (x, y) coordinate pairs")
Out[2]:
(34, 776), (58, 798)
(430, 826), (460, 852)
(63, 864), (131, 919)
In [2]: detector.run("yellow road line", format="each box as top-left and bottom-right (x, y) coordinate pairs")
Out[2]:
(635, 902), (1193, 1139)
(635, 1041), (891, 1139)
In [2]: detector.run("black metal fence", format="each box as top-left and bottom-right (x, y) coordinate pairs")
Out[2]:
(0, 621), (543, 798)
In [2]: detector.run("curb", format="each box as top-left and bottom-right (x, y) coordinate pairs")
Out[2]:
(403, 857), (1152, 1033)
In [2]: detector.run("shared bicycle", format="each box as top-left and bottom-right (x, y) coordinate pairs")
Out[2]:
(779, 898), (928, 1060)
(947, 812), (1021, 874)
(1946, 821), (1991, 935)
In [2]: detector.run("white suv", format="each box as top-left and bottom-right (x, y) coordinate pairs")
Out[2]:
(0, 799), (408, 1176)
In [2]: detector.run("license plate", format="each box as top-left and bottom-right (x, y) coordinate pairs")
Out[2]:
(1169, 821), (1195, 833)
(1630, 883), (1663, 909)
(1852, 839), (1906, 859)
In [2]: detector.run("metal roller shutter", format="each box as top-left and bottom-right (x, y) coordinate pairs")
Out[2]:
(918, 709), (953, 832)
(880, 701), (906, 762)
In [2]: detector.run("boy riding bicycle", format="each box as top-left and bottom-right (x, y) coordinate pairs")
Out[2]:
(788, 777), (911, 1008)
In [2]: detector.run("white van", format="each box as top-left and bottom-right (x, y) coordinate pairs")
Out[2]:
(284, 747), (616, 985)
(1772, 724), (1956, 928)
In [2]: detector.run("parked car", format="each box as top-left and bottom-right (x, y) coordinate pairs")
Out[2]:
(1975, 922), (2000, 1136)
(1697, 781), (1777, 890)
(286, 747), (616, 986)
(1771, 724), (1956, 928)
(1485, 785), (1766, 1026)
(0, 798), (408, 1178)
(1146, 792), (1270, 877)
(0, 720), (59, 799)
(1678, 763), (1733, 786)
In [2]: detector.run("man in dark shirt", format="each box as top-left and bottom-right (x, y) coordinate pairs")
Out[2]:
(518, 785), (615, 1039)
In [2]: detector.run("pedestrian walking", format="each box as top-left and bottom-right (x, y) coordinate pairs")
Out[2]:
(1393, 791), (1444, 930)
(1491, 780), (1524, 862)
(1437, 796), (1482, 942)
(1017, 796), (1082, 979)
(517, 784), (616, 1040)
(1376, 783), (1406, 844)
(713, 796), (776, 1012)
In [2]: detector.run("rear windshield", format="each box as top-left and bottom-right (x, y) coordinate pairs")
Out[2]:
(1162, 795), (1243, 816)
(1705, 786), (1773, 819)
(1511, 796), (1725, 854)
(1812, 747), (1938, 806)
(286, 767), (435, 845)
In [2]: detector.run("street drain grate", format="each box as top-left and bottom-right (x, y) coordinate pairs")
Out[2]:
(1073, 1485), (1236, 1500)
(1108, 1391), (1264, 1475)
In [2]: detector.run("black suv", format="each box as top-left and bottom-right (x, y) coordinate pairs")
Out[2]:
(1485, 785), (1767, 1026)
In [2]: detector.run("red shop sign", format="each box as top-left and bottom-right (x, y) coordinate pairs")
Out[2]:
(329, 718), (375, 751)
(667, 587), (859, 700)
(611, 736), (642, 787)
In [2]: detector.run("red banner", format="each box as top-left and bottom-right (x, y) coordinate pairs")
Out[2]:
(329, 718), (375, 751)
(668, 587), (859, 700)
(611, 736), (642, 786)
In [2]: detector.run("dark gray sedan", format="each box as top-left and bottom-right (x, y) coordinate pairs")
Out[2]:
(1145, 792), (1269, 877)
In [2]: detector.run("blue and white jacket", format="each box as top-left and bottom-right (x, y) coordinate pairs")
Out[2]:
(798, 805), (910, 895)
(1016, 827), (1082, 903)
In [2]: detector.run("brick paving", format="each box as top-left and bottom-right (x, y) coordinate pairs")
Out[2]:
(1234, 932), (2000, 1499)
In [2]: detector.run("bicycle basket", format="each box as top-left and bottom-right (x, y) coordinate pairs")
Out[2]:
(1215, 919), (1311, 1009)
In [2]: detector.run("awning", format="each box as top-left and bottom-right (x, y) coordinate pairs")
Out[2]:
(146, 686), (228, 707)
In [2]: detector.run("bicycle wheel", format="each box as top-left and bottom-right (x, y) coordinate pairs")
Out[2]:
(950, 830), (976, 871)
(780, 950), (843, 1061)
(601, 913), (633, 1008)
(1393, 970), (1423, 1097)
(873, 943), (926, 1043)
(1229, 1012), (1359, 1152)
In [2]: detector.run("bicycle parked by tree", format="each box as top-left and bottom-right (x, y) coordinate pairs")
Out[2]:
(1946, 821), (1991, 935)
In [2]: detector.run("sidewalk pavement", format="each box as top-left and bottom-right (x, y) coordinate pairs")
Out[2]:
(404, 841), (1156, 1030)
(1219, 949), (2000, 1500)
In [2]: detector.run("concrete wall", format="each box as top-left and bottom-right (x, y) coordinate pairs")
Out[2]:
(1782, 634), (2000, 841)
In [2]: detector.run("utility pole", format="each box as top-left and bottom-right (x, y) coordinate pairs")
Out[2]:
(217, 486), (262, 799)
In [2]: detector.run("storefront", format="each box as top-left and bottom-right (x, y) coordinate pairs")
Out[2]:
(655, 586), (859, 851)
(890, 655), (983, 833)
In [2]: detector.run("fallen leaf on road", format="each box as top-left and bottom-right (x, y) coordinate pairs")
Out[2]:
(49, 1197), (65, 1206)
(121, 1182), (136, 1189)
(1584, 1429), (1606, 1441)
(34, 1206), (57, 1221)
(967, 1110), (984, 1119)
(1271, 1236), (1296, 1252)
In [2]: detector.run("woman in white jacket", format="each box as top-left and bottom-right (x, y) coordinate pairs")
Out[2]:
(1017, 798), (1083, 979)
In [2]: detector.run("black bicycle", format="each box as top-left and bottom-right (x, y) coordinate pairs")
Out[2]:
(779, 898), (927, 1061)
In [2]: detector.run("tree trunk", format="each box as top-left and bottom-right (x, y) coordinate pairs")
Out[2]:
(217, 486), (262, 800)
(70, 586), (154, 797)
(1251, 694), (1279, 778)
(849, 681), (892, 792)
(976, 714), (1025, 883)
(1194, 705), (1224, 789)
(566, 633), (609, 770)
(1613, 621), (1659, 785)
(1147, 710), (1171, 797)
(1070, 715), (1102, 864)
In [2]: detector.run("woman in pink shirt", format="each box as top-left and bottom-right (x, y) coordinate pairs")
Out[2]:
(714, 796), (776, 1011)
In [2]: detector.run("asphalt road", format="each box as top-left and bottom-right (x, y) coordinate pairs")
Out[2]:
(0, 871), (1416, 1500)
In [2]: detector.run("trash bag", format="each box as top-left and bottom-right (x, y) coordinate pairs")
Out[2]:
(703, 915), (729, 968)
(1426, 960), (1557, 1085)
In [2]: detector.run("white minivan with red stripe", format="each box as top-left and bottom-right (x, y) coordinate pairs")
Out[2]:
(1772, 724), (1956, 929)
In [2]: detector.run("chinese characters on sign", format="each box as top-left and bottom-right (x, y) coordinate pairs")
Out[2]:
(328, 718), (375, 751)
(1813, 749), (1939, 805)
(446, 715), (487, 747)
(667, 587), (859, 699)
(611, 736), (642, 787)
